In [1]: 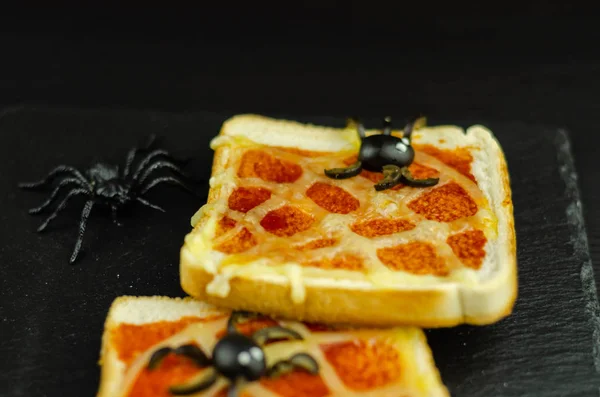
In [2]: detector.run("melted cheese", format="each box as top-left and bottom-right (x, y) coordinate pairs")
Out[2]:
(190, 136), (495, 304)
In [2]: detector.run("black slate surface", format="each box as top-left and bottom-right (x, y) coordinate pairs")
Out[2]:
(0, 107), (598, 397)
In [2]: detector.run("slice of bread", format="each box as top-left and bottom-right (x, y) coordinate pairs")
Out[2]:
(180, 114), (517, 327)
(96, 296), (449, 397)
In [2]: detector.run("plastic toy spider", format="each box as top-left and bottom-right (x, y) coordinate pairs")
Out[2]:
(324, 116), (440, 191)
(147, 310), (320, 397)
(18, 135), (198, 264)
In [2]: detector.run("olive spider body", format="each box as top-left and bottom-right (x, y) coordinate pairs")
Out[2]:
(325, 116), (439, 191)
(212, 333), (266, 382)
(358, 134), (415, 172)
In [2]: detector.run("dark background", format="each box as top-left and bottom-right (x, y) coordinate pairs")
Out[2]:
(1, 5), (598, 286)
(1, 4), (599, 397)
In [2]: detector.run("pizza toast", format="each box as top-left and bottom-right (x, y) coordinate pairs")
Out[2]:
(180, 114), (517, 327)
(96, 295), (449, 397)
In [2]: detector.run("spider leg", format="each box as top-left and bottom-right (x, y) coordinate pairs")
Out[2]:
(131, 149), (184, 182)
(135, 197), (165, 213)
(168, 368), (218, 395)
(147, 344), (210, 370)
(227, 310), (263, 334)
(147, 343), (217, 396)
(69, 199), (95, 264)
(403, 116), (427, 141)
(140, 176), (197, 196)
(400, 166), (439, 187)
(18, 166), (88, 189)
(347, 117), (366, 139)
(265, 353), (320, 378)
(173, 344), (211, 367)
(227, 378), (245, 397)
(374, 165), (403, 191)
(147, 346), (174, 370)
(324, 161), (362, 180)
(137, 160), (192, 187)
(36, 188), (90, 233)
(123, 134), (159, 177)
(251, 326), (303, 346)
(382, 116), (393, 135)
(123, 148), (139, 178)
(28, 178), (86, 214)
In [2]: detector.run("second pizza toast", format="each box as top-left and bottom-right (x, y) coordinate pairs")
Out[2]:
(180, 114), (517, 327)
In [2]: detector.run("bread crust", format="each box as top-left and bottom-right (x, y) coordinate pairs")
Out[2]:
(180, 115), (517, 327)
(180, 252), (515, 328)
(97, 296), (132, 397)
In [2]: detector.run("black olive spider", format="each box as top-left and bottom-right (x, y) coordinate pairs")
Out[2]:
(18, 135), (199, 264)
(324, 116), (440, 191)
(147, 310), (320, 397)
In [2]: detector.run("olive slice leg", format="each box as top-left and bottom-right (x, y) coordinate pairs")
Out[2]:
(173, 344), (211, 367)
(227, 310), (263, 334)
(403, 116), (427, 140)
(169, 368), (219, 395)
(147, 346), (173, 370)
(288, 353), (320, 375)
(374, 165), (403, 191)
(265, 353), (320, 378)
(148, 344), (211, 370)
(382, 116), (392, 135)
(227, 378), (246, 397)
(347, 117), (366, 138)
(324, 161), (363, 180)
(400, 167), (439, 187)
(251, 326), (303, 346)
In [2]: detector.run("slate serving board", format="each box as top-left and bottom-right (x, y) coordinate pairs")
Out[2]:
(0, 107), (598, 397)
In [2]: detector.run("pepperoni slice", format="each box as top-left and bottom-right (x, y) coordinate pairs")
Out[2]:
(350, 218), (416, 238)
(212, 216), (258, 254)
(414, 144), (475, 181)
(447, 229), (487, 269)
(321, 339), (402, 391)
(238, 149), (303, 183)
(377, 242), (448, 276)
(228, 186), (272, 213)
(407, 182), (477, 223)
(260, 206), (314, 237)
(215, 216), (236, 237)
(306, 182), (359, 214)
